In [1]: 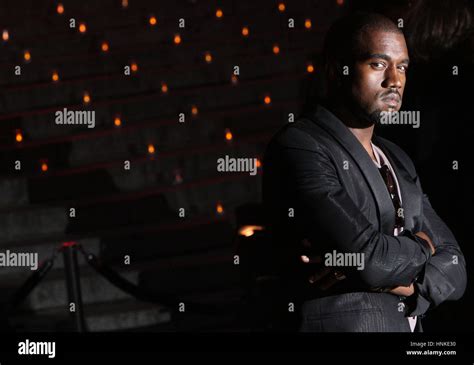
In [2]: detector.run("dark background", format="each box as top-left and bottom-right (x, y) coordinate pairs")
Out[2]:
(0, 0), (471, 333)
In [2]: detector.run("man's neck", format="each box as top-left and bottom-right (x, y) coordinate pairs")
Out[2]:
(326, 101), (377, 162)
(347, 125), (377, 162)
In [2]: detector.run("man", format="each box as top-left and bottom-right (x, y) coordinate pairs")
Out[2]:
(262, 12), (467, 332)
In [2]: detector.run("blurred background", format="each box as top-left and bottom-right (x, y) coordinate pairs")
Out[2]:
(0, 0), (472, 333)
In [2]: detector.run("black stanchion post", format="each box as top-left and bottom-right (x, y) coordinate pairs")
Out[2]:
(62, 242), (87, 332)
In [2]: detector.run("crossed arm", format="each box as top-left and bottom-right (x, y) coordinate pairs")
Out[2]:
(278, 129), (466, 311)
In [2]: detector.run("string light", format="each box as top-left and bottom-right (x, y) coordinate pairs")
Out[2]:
(173, 34), (181, 45)
(204, 51), (212, 63)
(256, 158), (262, 168)
(114, 116), (122, 127)
(56, 3), (64, 14)
(278, 2), (286, 12)
(41, 161), (48, 172)
(161, 82), (168, 93)
(238, 225), (263, 237)
(216, 9), (223, 18)
(147, 144), (155, 154)
(306, 63), (314, 73)
(337, 0), (344, 5)
(272, 44), (280, 55)
(52, 71), (59, 82)
(15, 130), (23, 143)
(191, 105), (198, 116)
(101, 41), (109, 52)
(231, 74), (239, 84)
(79, 23), (87, 33)
(216, 202), (224, 215)
(130, 61), (138, 73)
(24, 50), (31, 62)
(149, 15), (157, 26)
(83, 91), (91, 104)
(241, 26), (249, 37)
(264, 95), (271, 105)
(2, 30), (9, 42)
(225, 128), (233, 141)
(122, 0), (129, 8)
(305, 19), (312, 29)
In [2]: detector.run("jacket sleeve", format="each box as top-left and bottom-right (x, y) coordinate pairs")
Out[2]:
(408, 186), (467, 316)
(275, 127), (433, 289)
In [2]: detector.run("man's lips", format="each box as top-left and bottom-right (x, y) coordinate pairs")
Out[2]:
(380, 94), (400, 107)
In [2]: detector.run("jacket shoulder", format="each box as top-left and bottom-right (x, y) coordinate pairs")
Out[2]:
(267, 117), (331, 152)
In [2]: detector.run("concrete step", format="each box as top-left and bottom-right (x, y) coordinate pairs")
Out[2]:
(11, 299), (172, 332)
(0, 178), (29, 209)
(0, 206), (67, 243)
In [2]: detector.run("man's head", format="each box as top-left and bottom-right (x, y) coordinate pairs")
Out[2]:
(322, 13), (409, 126)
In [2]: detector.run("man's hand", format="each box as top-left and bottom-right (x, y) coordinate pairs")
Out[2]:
(415, 231), (436, 255)
(300, 254), (346, 290)
(389, 283), (415, 297)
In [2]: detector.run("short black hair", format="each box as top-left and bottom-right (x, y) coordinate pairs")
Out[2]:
(322, 12), (403, 95)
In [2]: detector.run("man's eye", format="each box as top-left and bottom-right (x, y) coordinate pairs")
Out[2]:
(398, 65), (408, 72)
(371, 62), (385, 69)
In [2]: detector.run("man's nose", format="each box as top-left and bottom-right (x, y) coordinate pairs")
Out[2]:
(382, 65), (402, 89)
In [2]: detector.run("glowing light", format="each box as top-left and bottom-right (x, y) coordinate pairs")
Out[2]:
(24, 50), (31, 62)
(264, 95), (271, 105)
(41, 162), (48, 172)
(307, 63), (314, 73)
(204, 52), (212, 63)
(52, 71), (59, 82)
(174, 170), (183, 184)
(15, 130), (23, 143)
(122, 0), (128, 8)
(272, 44), (280, 54)
(256, 158), (262, 168)
(278, 3), (286, 12)
(131, 62), (138, 73)
(238, 225), (264, 237)
(147, 144), (155, 154)
(231, 74), (239, 84)
(216, 202), (224, 214)
(191, 105), (198, 116)
(242, 26), (249, 37)
(149, 16), (157, 26)
(79, 23), (87, 33)
(225, 128), (233, 141)
(305, 19), (312, 29)
(161, 82), (168, 93)
(101, 41), (109, 52)
(174, 34), (181, 44)
(114, 116), (122, 127)
(57, 3), (64, 14)
(2, 30), (9, 41)
(216, 9), (223, 18)
(83, 92), (91, 104)
(337, 0), (344, 5)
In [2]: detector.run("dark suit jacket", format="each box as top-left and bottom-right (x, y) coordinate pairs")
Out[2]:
(262, 105), (467, 332)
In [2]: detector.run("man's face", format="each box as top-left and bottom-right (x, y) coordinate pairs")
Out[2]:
(349, 29), (409, 123)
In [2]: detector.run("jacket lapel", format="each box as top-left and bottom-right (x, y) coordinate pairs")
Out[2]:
(373, 136), (422, 231)
(309, 105), (395, 234)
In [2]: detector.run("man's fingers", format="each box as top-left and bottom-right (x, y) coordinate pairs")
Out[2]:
(300, 255), (323, 264)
